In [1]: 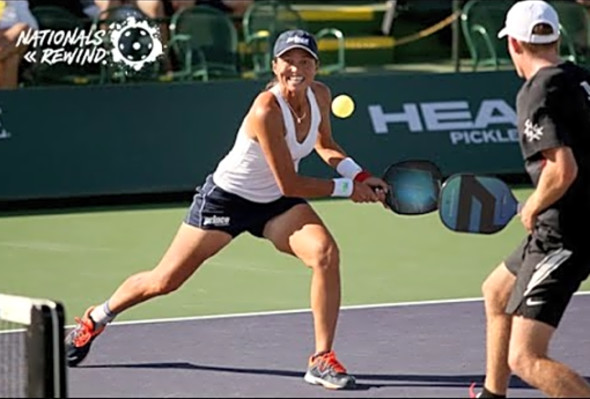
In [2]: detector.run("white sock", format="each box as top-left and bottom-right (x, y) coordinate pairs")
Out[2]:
(89, 301), (116, 328)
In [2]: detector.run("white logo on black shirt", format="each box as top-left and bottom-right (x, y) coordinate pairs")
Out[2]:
(523, 119), (544, 142)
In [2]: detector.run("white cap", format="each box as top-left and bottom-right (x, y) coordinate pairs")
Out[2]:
(497, 0), (560, 44)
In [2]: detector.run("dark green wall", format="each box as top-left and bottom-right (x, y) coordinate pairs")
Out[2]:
(0, 70), (524, 201)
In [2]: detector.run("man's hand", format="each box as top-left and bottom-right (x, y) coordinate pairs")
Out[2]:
(520, 196), (539, 233)
(519, 147), (578, 234)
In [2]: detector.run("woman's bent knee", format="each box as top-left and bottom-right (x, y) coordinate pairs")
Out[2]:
(308, 239), (340, 272)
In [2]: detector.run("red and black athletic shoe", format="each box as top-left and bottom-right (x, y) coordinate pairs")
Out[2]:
(303, 350), (356, 389)
(64, 306), (105, 367)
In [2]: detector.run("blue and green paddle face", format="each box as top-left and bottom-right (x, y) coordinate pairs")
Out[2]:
(380, 160), (442, 215)
(438, 174), (521, 234)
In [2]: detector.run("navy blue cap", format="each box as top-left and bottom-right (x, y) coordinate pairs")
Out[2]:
(273, 29), (319, 60)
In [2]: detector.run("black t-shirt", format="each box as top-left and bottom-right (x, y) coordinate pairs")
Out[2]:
(516, 61), (590, 244)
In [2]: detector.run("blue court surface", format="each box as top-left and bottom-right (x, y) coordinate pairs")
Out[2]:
(68, 294), (590, 397)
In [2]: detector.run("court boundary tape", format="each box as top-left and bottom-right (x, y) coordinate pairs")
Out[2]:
(93, 290), (590, 329)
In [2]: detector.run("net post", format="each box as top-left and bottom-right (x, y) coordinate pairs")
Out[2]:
(26, 301), (67, 398)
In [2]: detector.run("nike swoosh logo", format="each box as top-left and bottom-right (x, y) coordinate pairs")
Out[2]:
(526, 298), (546, 306)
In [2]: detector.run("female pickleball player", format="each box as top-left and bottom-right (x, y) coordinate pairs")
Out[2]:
(64, 29), (388, 390)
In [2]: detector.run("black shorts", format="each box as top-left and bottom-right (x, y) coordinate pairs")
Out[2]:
(504, 224), (590, 328)
(184, 174), (307, 238)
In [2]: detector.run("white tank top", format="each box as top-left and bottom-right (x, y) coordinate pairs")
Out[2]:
(212, 85), (321, 203)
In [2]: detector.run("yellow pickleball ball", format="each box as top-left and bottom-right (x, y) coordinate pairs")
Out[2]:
(331, 94), (355, 118)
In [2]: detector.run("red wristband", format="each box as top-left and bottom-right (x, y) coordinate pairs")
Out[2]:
(354, 170), (372, 183)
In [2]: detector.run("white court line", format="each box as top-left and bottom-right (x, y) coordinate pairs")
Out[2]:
(93, 290), (590, 329)
(5, 292), (587, 341)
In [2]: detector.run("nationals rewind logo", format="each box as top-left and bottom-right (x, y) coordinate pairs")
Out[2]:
(17, 16), (163, 72)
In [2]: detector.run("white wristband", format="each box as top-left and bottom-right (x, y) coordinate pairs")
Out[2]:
(336, 157), (363, 180)
(331, 178), (354, 197)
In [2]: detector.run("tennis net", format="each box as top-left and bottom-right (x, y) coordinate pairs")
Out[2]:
(0, 294), (67, 398)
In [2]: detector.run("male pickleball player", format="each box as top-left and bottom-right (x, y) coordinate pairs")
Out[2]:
(471, 1), (590, 398)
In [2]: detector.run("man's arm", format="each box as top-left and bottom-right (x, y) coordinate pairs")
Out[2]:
(521, 146), (578, 231)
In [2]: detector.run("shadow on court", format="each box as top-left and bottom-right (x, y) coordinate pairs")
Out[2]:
(80, 361), (539, 390)
(68, 296), (590, 398)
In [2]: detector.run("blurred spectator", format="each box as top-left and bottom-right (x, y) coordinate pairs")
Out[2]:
(0, 0), (38, 89)
(94, 0), (165, 20)
(168, 0), (253, 17)
(80, 0), (101, 19)
(94, 1), (173, 71)
(27, 0), (97, 20)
